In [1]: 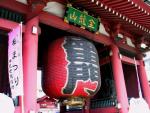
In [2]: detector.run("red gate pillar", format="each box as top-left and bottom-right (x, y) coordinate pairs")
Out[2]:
(138, 60), (150, 107)
(23, 16), (39, 113)
(110, 44), (129, 113)
(82, 99), (90, 113)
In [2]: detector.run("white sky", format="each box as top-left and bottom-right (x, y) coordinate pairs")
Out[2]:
(144, 52), (150, 81)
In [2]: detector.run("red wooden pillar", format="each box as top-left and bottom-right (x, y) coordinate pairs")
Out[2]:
(85, 100), (90, 113)
(60, 105), (66, 113)
(110, 44), (129, 113)
(23, 16), (39, 113)
(82, 99), (90, 113)
(138, 60), (150, 107)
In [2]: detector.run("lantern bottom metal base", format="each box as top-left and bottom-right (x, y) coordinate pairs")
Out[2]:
(62, 97), (85, 106)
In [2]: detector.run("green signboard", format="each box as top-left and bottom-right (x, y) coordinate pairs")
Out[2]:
(64, 6), (100, 32)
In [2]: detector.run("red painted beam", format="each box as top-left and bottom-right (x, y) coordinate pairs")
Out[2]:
(117, 38), (127, 45)
(121, 55), (140, 65)
(51, 0), (66, 4)
(39, 12), (142, 53)
(0, 0), (29, 14)
(39, 12), (113, 45)
(28, 0), (67, 4)
(68, 25), (112, 45)
(116, 42), (140, 54)
(26, 1), (46, 20)
(97, 47), (109, 54)
(99, 56), (111, 66)
(0, 18), (25, 32)
(39, 12), (70, 30)
(0, 0), (66, 16)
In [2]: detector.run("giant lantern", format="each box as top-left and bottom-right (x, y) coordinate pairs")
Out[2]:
(42, 36), (101, 105)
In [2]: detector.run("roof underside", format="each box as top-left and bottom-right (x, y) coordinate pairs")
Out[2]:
(72, 0), (150, 36)
(66, 0), (150, 52)
(16, 0), (150, 36)
(10, 0), (150, 51)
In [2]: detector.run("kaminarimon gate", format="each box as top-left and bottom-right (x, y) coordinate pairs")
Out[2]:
(0, 0), (150, 113)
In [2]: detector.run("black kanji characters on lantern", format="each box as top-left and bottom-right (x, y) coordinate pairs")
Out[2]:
(62, 37), (100, 95)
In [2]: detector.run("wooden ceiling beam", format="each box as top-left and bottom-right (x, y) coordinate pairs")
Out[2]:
(0, 0), (29, 14)
(0, 18), (25, 32)
(121, 55), (140, 65)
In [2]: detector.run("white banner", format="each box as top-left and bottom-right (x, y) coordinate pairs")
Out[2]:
(8, 24), (23, 98)
(128, 98), (150, 113)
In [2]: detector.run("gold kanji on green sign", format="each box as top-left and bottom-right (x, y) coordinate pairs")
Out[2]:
(69, 12), (77, 21)
(64, 6), (100, 32)
(79, 14), (86, 26)
(88, 19), (95, 29)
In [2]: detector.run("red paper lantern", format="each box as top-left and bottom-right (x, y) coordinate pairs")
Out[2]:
(42, 36), (101, 98)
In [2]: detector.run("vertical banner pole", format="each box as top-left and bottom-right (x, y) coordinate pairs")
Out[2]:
(134, 57), (142, 98)
(20, 22), (24, 113)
